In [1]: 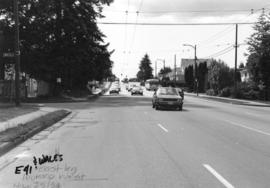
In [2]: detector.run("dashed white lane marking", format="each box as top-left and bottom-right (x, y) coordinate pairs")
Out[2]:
(225, 120), (270, 136)
(203, 164), (235, 188)
(157, 124), (169, 133)
(245, 112), (260, 117)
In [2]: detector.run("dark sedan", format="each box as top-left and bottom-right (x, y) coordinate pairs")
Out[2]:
(152, 87), (183, 111)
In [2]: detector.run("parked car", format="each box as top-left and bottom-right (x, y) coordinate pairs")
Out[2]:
(152, 87), (183, 111)
(131, 86), (143, 95)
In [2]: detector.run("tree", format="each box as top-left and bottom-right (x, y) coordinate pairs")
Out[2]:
(0, 0), (114, 91)
(184, 65), (194, 91)
(136, 54), (153, 81)
(207, 59), (234, 94)
(197, 62), (208, 92)
(239, 62), (245, 69)
(158, 67), (172, 76)
(246, 12), (270, 99)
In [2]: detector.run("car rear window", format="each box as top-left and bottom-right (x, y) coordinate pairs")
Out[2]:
(158, 88), (178, 95)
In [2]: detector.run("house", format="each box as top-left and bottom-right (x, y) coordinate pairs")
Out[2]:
(159, 67), (185, 83)
(239, 68), (251, 82)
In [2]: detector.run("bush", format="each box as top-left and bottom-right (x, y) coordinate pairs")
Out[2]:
(206, 89), (217, 96)
(230, 82), (260, 100)
(219, 87), (232, 97)
(243, 90), (260, 100)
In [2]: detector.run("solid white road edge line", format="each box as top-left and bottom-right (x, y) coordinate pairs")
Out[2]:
(225, 120), (270, 137)
(203, 164), (235, 188)
(157, 124), (169, 133)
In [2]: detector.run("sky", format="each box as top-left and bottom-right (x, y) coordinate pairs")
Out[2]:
(97, 0), (270, 79)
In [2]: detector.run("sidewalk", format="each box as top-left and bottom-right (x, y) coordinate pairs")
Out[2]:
(0, 106), (71, 156)
(186, 92), (270, 107)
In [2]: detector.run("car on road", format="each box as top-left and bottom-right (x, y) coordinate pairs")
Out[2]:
(127, 82), (140, 91)
(152, 87), (183, 111)
(176, 87), (184, 100)
(109, 85), (120, 94)
(111, 82), (121, 92)
(131, 86), (143, 95)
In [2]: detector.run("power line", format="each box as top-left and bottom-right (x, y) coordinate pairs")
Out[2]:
(121, 0), (130, 75)
(126, 0), (145, 74)
(203, 46), (234, 59)
(104, 9), (256, 14)
(198, 26), (235, 46)
(98, 22), (255, 26)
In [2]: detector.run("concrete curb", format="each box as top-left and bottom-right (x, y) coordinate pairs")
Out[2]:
(0, 107), (69, 132)
(0, 109), (71, 156)
(186, 92), (270, 106)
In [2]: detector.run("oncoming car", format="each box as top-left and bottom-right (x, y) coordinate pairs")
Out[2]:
(152, 87), (183, 111)
(131, 86), (143, 95)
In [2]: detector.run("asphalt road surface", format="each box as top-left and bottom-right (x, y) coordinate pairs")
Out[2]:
(1, 85), (270, 188)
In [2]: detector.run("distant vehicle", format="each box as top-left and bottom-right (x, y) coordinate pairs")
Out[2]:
(176, 87), (184, 100)
(145, 79), (159, 91)
(127, 82), (140, 91)
(131, 86), (143, 95)
(111, 82), (121, 92)
(152, 87), (183, 111)
(109, 84), (120, 94)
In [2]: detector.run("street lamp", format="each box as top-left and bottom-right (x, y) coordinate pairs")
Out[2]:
(155, 58), (165, 78)
(183, 43), (198, 96)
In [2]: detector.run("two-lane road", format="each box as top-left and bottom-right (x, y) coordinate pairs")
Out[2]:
(0, 90), (270, 188)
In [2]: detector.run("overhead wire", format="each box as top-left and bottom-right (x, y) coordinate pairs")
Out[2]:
(121, 0), (130, 77)
(103, 9), (255, 15)
(202, 46), (234, 59)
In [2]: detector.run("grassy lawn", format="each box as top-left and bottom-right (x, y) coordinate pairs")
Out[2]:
(0, 104), (39, 122)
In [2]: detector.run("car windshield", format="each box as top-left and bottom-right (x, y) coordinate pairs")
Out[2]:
(158, 88), (178, 95)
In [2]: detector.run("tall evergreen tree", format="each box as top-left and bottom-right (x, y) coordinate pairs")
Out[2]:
(184, 65), (194, 91)
(246, 12), (270, 99)
(136, 54), (153, 81)
(197, 62), (208, 92)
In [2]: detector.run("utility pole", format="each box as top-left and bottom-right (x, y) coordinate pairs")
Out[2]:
(183, 43), (198, 96)
(163, 59), (165, 69)
(155, 60), (157, 78)
(174, 54), (176, 84)
(194, 45), (198, 96)
(14, 0), (21, 106)
(234, 24), (238, 96)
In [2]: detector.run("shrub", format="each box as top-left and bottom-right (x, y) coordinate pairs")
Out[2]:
(219, 87), (232, 97)
(206, 89), (217, 96)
